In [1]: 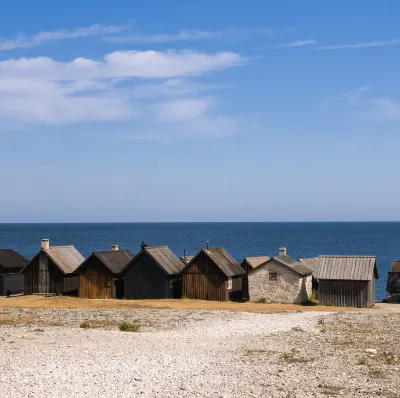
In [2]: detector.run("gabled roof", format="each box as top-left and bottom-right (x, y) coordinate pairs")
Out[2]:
(249, 255), (313, 277)
(77, 250), (134, 275)
(180, 255), (194, 265)
(23, 246), (85, 275)
(241, 256), (269, 270)
(298, 257), (319, 273)
(124, 246), (185, 276)
(315, 256), (378, 281)
(189, 248), (246, 277)
(391, 260), (400, 273)
(0, 249), (29, 270)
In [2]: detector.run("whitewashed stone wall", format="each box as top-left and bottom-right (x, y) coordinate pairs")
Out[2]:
(248, 259), (312, 304)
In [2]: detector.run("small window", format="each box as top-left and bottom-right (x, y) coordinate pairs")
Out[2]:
(228, 276), (232, 290)
(169, 280), (174, 288)
(269, 273), (277, 281)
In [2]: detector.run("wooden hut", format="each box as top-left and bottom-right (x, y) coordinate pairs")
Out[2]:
(248, 248), (313, 304)
(240, 256), (269, 300)
(0, 249), (29, 296)
(123, 246), (185, 299)
(76, 245), (134, 299)
(315, 256), (379, 307)
(22, 239), (84, 296)
(386, 260), (400, 302)
(181, 247), (246, 301)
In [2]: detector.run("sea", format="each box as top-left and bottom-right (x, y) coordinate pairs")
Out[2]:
(1, 222), (399, 301)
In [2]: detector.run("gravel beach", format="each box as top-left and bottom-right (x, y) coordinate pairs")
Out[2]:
(0, 306), (399, 397)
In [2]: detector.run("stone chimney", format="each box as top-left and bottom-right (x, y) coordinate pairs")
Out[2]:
(111, 244), (119, 251)
(41, 239), (50, 250)
(279, 247), (287, 257)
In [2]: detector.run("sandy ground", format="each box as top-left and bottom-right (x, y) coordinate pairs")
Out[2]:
(0, 302), (399, 397)
(0, 295), (383, 312)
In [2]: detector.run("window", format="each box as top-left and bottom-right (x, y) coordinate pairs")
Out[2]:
(269, 273), (277, 281)
(228, 277), (232, 290)
(169, 280), (174, 288)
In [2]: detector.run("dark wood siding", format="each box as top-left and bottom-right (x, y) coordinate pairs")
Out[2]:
(23, 253), (64, 295)
(124, 252), (174, 299)
(64, 274), (79, 296)
(387, 272), (400, 296)
(182, 252), (229, 301)
(79, 257), (115, 299)
(0, 274), (24, 296)
(319, 280), (372, 307)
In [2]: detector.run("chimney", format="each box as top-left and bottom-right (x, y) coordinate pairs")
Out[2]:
(111, 244), (119, 251)
(183, 248), (186, 258)
(41, 239), (50, 250)
(206, 241), (209, 250)
(279, 247), (287, 257)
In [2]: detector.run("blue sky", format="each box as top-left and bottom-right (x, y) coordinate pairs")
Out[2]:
(1, 0), (400, 222)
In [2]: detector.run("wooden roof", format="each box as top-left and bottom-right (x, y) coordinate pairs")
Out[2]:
(0, 249), (29, 270)
(391, 260), (400, 273)
(136, 246), (185, 276)
(315, 256), (378, 281)
(77, 250), (134, 275)
(190, 248), (246, 277)
(241, 256), (269, 269)
(180, 255), (194, 265)
(23, 246), (85, 275)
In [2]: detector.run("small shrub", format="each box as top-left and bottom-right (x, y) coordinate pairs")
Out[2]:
(358, 357), (367, 365)
(57, 293), (64, 297)
(181, 295), (188, 300)
(258, 297), (267, 304)
(311, 289), (319, 301)
(301, 300), (318, 306)
(80, 321), (91, 329)
(119, 322), (140, 332)
(326, 301), (336, 307)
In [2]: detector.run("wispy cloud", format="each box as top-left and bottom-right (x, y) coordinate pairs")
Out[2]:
(277, 39), (317, 48)
(0, 50), (246, 140)
(0, 24), (129, 51)
(317, 39), (400, 50)
(104, 27), (271, 44)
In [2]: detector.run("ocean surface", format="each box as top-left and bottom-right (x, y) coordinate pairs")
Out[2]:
(1, 222), (399, 301)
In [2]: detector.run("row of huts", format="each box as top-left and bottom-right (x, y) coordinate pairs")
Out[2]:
(0, 238), (390, 307)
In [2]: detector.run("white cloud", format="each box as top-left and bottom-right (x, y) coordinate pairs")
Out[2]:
(104, 27), (271, 44)
(0, 24), (128, 51)
(0, 50), (244, 80)
(277, 39), (317, 48)
(0, 50), (246, 140)
(317, 39), (400, 50)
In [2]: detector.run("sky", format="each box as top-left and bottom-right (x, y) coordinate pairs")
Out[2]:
(1, 0), (400, 222)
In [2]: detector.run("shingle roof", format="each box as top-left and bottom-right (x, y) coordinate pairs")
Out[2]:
(44, 246), (85, 274)
(271, 255), (313, 276)
(144, 246), (185, 275)
(77, 250), (134, 275)
(391, 260), (400, 273)
(197, 248), (246, 277)
(242, 256), (269, 269)
(299, 257), (319, 273)
(0, 249), (29, 270)
(315, 256), (378, 281)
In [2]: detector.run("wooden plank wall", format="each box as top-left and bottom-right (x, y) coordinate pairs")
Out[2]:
(0, 274), (24, 296)
(182, 252), (228, 301)
(79, 258), (114, 299)
(23, 254), (64, 295)
(124, 253), (172, 299)
(319, 280), (370, 307)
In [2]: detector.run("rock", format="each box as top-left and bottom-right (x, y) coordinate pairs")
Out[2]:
(365, 348), (377, 354)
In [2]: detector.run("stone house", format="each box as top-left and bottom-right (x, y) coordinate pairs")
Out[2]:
(248, 248), (313, 304)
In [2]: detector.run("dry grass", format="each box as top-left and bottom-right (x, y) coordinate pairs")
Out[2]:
(0, 295), (380, 312)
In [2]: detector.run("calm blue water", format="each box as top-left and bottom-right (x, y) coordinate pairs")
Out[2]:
(1, 222), (399, 301)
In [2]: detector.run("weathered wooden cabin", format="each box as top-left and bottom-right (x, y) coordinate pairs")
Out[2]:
(386, 260), (400, 302)
(22, 239), (84, 296)
(248, 248), (313, 304)
(77, 245), (134, 299)
(0, 249), (29, 296)
(315, 256), (379, 307)
(240, 256), (269, 300)
(123, 246), (185, 299)
(181, 247), (246, 301)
